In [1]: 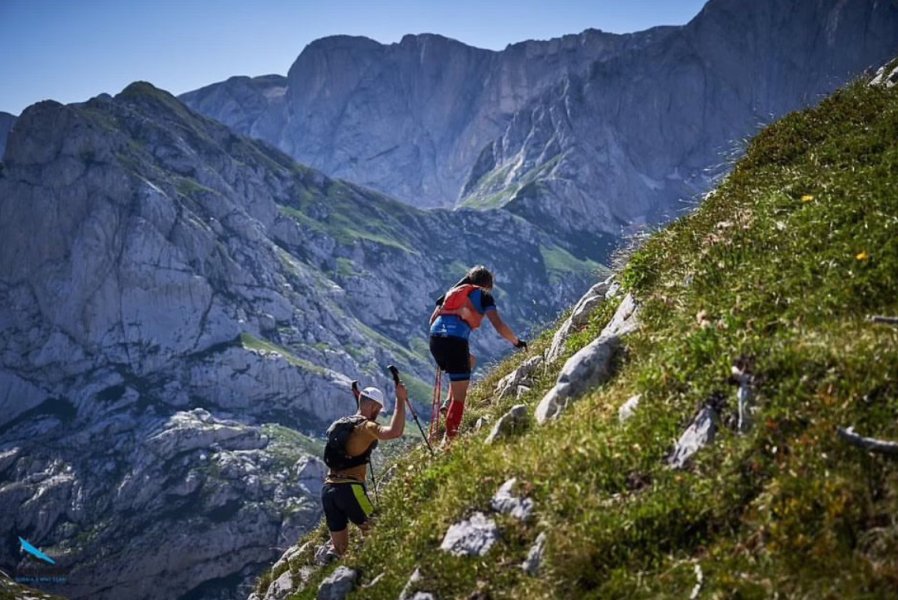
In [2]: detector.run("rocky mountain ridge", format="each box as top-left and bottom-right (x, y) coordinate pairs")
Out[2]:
(181, 27), (674, 211)
(0, 83), (598, 599)
(461, 0), (898, 247)
(182, 0), (898, 260)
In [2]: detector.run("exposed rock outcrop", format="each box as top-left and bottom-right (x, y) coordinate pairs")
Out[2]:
(536, 293), (640, 424)
(490, 478), (534, 522)
(485, 404), (528, 444)
(439, 512), (499, 557)
(546, 277), (613, 363)
(316, 566), (357, 600)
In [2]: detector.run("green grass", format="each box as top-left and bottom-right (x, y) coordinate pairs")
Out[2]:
(278, 180), (420, 254)
(539, 242), (606, 285)
(263, 78), (898, 598)
(461, 155), (564, 210)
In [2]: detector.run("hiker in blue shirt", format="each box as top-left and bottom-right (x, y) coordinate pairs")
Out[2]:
(429, 265), (526, 440)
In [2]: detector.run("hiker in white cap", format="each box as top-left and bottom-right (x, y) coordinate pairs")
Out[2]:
(320, 382), (407, 557)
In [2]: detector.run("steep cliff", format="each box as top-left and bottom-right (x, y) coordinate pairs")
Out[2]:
(182, 28), (673, 210)
(182, 0), (898, 255)
(0, 84), (598, 599)
(462, 0), (898, 250)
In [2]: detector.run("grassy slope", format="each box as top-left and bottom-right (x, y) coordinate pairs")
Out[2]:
(271, 76), (898, 598)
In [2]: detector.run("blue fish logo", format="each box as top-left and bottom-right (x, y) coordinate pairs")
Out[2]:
(18, 537), (56, 565)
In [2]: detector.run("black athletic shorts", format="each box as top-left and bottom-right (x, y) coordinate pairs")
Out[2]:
(430, 335), (471, 382)
(321, 482), (375, 532)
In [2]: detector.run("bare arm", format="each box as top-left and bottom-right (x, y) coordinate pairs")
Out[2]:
(486, 310), (520, 346)
(375, 383), (407, 440)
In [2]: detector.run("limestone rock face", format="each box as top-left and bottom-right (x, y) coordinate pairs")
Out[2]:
(461, 0), (898, 250)
(0, 84), (594, 600)
(536, 293), (640, 424)
(182, 30), (666, 210)
(183, 1), (898, 261)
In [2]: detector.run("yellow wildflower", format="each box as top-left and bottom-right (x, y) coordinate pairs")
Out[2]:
(856, 251), (869, 261)
(801, 194), (814, 203)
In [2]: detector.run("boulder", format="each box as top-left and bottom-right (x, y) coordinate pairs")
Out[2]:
(494, 355), (544, 400)
(521, 532), (547, 576)
(316, 566), (358, 600)
(536, 293), (639, 424)
(546, 277), (612, 363)
(618, 394), (642, 423)
(485, 405), (528, 444)
(535, 335), (620, 424)
(667, 406), (718, 469)
(263, 570), (294, 600)
(439, 512), (499, 557)
(490, 478), (534, 522)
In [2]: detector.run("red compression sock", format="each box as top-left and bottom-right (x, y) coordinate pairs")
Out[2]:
(445, 400), (465, 439)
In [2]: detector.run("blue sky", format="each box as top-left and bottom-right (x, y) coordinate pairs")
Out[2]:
(0, 0), (707, 116)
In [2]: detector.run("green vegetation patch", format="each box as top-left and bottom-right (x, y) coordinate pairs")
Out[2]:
(539, 242), (605, 284)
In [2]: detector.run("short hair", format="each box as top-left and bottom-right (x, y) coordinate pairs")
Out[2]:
(465, 265), (494, 288)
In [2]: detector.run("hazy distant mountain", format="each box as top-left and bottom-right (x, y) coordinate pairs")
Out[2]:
(183, 0), (898, 258)
(181, 28), (673, 211)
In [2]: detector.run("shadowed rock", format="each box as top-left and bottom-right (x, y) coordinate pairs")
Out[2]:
(316, 566), (358, 600)
(440, 512), (499, 557)
(485, 404), (528, 444)
(521, 532), (547, 576)
(490, 478), (534, 521)
(668, 406), (718, 469)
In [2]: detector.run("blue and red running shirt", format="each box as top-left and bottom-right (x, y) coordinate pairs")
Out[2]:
(429, 288), (496, 340)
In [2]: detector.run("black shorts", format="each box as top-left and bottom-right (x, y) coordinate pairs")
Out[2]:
(321, 482), (375, 532)
(430, 335), (471, 382)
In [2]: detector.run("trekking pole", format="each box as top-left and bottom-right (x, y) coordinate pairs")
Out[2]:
(368, 459), (379, 506)
(429, 368), (442, 443)
(388, 365), (435, 457)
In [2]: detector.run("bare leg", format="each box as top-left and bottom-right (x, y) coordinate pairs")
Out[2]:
(330, 528), (349, 556)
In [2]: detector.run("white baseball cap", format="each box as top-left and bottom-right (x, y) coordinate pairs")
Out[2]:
(361, 386), (388, 412)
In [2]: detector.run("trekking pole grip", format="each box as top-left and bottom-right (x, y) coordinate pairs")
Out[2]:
(388, 365), (401, 385)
